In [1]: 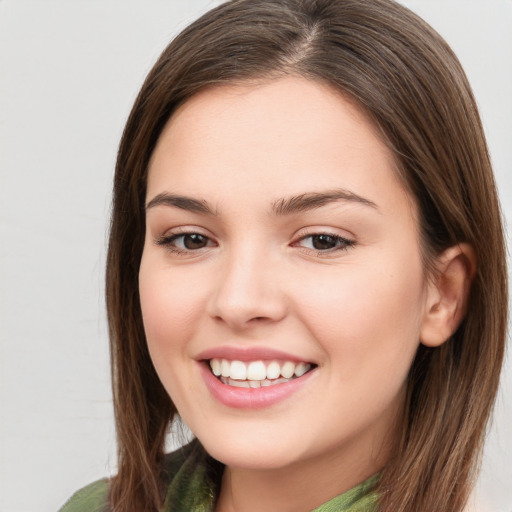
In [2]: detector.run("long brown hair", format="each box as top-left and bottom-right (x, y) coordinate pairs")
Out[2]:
(106, 1), (508, 510)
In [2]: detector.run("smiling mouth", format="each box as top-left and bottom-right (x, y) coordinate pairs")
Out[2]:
(208, 358), (315, 389)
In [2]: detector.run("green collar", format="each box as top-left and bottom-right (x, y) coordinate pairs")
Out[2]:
(163, 441), (380, 512)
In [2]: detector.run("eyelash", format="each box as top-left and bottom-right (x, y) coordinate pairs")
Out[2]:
(293, 232), (356, 254)
(154, 231), (356, 256)
(155, 232), (215, 255)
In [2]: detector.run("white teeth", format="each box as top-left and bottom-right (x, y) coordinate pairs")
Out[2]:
(209, 358), (313, 385)
(210, 358), (221, 376)
(229, 379), (250, 388)
(246, 361), (266, 380)
(266, 361), (281, 380)
(220, 377), (293, 388)
(294, 362), (311, 377)
(230, 360), (247, 380)
(221, 359), (231, 378)
(280, 361), (295, 379)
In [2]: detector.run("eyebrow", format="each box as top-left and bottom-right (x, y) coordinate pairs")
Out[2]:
(145, 193), (216, 215)
(271, 189), (378, 215)
(145, 188), (378, 216)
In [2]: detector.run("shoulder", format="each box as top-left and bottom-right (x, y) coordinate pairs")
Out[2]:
(58, 478), (109, 512)
(57, 441), (221, 512)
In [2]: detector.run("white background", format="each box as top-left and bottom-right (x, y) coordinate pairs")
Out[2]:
(0, 1), (510, 511)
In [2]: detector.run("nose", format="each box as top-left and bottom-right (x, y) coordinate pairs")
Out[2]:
(207, 246), (288, 331)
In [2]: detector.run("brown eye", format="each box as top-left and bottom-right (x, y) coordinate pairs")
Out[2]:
(311, 234), (338, 250)
(182, 233), (208, 249)
(155, 232), (214, 253)
(294, 233), (355, 253)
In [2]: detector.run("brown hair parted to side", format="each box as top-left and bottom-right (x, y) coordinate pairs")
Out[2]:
(106, 1), (508, 510)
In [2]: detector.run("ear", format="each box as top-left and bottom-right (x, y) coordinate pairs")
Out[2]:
(420, 243), (476, 348)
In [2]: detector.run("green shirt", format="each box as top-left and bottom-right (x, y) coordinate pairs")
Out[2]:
(59, 441), (379, 512)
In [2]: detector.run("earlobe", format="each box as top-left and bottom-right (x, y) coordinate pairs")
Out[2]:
(420, 243), (476, 348)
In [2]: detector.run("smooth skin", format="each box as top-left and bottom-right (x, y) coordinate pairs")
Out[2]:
(139, 77), (474, 512)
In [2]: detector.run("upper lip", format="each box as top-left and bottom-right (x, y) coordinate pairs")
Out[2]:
(196, 346), (313, 363)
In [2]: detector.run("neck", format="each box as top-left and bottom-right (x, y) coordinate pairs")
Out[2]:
(215, 434), (387, 512)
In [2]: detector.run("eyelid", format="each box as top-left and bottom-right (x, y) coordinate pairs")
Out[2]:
(155, 225), (208, 238)
(293, 224), (356, 238)
(292, 226), (356, 242)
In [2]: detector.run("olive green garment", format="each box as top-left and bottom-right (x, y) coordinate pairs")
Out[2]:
(59, 441), (379, 512)
(58, 479), (109, 512)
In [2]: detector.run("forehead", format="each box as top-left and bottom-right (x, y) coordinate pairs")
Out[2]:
(147, 77), (415, 220)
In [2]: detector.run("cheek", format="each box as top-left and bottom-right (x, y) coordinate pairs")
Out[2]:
(292, 253), (426, 374)
(138, 255), (214, 415)
(138, 255), (206, 365)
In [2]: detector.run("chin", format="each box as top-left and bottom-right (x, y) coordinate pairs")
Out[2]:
(197, 429), (304, 471)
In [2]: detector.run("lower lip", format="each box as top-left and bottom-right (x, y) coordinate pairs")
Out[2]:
(199, 363), (314, 409)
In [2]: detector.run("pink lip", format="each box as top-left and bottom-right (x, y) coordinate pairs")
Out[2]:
(199, 362), (315, 409)
(196, 346), (309, 363)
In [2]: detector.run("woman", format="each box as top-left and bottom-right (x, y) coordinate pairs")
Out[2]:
(60, 0), (508, 511)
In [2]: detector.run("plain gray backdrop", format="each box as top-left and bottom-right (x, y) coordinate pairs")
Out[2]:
(1, 1), (511, 511)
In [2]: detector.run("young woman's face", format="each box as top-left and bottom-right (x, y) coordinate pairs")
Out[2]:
(140, 77), (429, 476)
